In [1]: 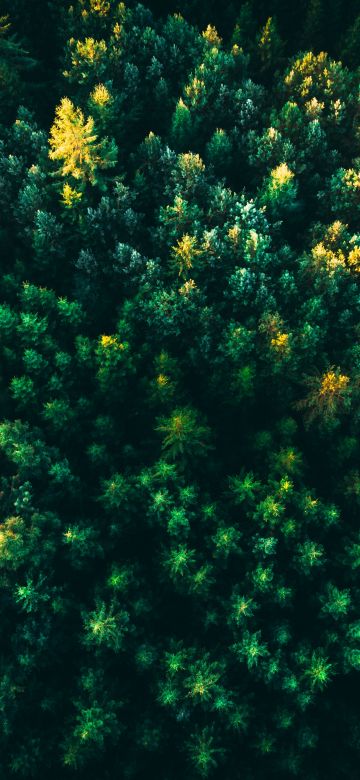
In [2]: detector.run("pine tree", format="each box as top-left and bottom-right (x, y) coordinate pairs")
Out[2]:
(257, 17), (284, 75)
(0, 14), (35, 117)
(49, 97), (117, 187)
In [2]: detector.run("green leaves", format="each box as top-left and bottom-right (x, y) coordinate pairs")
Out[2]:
(171, 98), (193, 150)
(187, 727), (224, 777)
(10, 375), (36, 408)
(15, 576), (50, 613)
(163, 544), (196, 580)
(232, 630), (269, 670)
(184, 656), (224, 703)
(100, 473), (131, 511)
(63, 670), (122, 768)
(82, 600), (130, 652)
(229, 472), (261, 504)
(0, 14), (36, 118)
(228, 593), (257, 626)
(295, 540), (325, 575)
(320, 583), (352, 620)
(156, 407), (213, 461)
(259, 162), (298, 216)
(211, 524), (241, 558)
(303, 651), (334, 690)
(256, 16), (284, 79)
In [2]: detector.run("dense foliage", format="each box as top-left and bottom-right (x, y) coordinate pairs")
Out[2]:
(0, 1), (360, 777)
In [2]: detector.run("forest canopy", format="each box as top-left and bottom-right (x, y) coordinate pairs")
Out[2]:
(0, 0), (360, 778)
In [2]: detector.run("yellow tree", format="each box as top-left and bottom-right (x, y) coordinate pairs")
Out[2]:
(49, 97), (117, 188)
(171, 234), (202, 278)
(296, 367), (352, 425)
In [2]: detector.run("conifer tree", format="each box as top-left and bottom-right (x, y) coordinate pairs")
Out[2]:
(49, 96), (117, 188)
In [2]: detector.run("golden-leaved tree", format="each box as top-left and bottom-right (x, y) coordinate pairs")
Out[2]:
(49, 96), (117, 190)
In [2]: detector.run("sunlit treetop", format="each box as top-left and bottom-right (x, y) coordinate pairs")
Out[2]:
(270, 162), (294, 188)
(49, 97), (117, 186)
(202, 25), (222, 48)
(308, 221), (360, 275)
(284, 51), (351, 111)
(297, 367), (352, 424)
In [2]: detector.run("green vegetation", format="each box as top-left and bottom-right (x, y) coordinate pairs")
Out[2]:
(0, 0), (360, 777)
